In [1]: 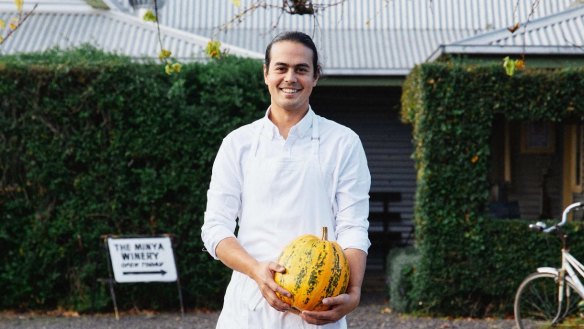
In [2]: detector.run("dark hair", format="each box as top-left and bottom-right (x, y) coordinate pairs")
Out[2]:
(264, 31), (321, 78)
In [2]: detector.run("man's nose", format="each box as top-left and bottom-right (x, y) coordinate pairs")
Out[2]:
(284, 70), (297, 82)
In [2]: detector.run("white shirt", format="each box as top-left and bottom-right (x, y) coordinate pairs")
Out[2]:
(202, 108), (371, 260)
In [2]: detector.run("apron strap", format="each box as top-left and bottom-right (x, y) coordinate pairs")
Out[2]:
(251, 121), (263, 158)
(311, 115), (319, 156)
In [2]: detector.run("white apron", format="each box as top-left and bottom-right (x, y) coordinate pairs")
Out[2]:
(216, 115), (347, 329)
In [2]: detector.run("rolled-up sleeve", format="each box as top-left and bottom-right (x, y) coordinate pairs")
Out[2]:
(201, 136), (242, 259)
(335, 136), (371, 253)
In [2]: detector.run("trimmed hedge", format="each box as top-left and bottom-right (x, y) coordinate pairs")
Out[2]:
(389, 219), (584, 317)
(0, 47), (268, 311)
(387, 246), (420, 313)
(401, 63), (584, 316)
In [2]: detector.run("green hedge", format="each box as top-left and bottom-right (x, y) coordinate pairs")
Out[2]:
(401, 63), (584, 316)
(0, 47), (268, 311)
(387, 246), (420, 313)
(389, 219), (584, 317)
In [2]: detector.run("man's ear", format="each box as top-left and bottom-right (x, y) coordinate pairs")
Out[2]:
(263, 64), (269, 84)
(313, 66), (320, 86)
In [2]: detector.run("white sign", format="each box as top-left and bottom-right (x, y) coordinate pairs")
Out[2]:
(107, 237), (178, 283)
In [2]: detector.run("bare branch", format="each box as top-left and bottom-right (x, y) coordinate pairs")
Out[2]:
(0, 3), (39, 46)
(365, 0), (393, 28)
(215, 0), (348, 36)
(153, 0), (164, 51)
(561, 28), (584, 51)
(215, 2), (283, 36)
(507, 0), (544, 60)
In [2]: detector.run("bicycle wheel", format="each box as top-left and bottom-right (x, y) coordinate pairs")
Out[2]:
(515, 272), (583, 329)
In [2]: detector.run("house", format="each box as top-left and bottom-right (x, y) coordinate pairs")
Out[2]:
(2, 0), (583, 270)
(428, 4), (584, 220)
(0, 0), (262, 60)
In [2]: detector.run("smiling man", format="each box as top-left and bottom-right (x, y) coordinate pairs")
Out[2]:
(201, 31), (371, 329)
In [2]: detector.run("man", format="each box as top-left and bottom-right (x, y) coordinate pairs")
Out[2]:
(201, 31), (371, 328)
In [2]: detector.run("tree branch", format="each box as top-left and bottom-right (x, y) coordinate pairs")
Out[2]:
(0, 3), (38, 46)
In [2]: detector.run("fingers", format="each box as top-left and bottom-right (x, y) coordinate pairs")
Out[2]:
(269, 262), (286, 273)
(254, 262), (292, 311)
(301, 308), (338, 325)
(322, 293), (349, 306)
(267, 262), (292, 297)
(258, 281), (289, 311)
(301, 301), (341, 325)
(301, 293), (354, 325)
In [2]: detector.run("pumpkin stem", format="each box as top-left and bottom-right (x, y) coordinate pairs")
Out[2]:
(321, 227), (328, 240)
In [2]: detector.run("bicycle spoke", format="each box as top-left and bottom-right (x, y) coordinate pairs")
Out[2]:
(515, 272), (583, 329)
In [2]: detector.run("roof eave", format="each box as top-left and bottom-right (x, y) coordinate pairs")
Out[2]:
(324, 68), (410, 76)
(318, 72), (406, 87)
(429, 44), (584, 62)
(106, 11), (265, 59)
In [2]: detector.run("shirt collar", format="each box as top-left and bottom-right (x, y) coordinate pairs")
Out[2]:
(262, 107), (314, 139)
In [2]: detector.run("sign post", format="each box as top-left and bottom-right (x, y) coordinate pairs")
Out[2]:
(102, 235), (184, 319)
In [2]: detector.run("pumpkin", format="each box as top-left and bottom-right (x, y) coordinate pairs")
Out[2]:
(274, 227), (350, 312)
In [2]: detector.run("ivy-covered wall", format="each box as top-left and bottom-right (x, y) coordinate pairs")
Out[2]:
(401, 63), (584, 316)
(0, 48), (268, 311)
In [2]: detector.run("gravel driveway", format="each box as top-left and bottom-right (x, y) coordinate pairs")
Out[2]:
(0, 293), (518, 329)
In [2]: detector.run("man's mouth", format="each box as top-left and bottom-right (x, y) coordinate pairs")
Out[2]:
(280, 88), (300, 94)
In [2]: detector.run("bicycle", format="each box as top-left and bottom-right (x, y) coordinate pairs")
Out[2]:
(515, 202), (584, 329)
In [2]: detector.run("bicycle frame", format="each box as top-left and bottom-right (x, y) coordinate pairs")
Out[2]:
(561, 251), (584, 298)
(534, 202), (584, 324)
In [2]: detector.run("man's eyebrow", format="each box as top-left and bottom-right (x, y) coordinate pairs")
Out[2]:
(273, 62), (310, 68)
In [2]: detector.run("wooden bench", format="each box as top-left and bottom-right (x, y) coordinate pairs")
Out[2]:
(367, 192), (403, 271)
(368, 191), (402, 233)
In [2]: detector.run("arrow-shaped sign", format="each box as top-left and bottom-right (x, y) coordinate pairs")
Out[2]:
(123, 270), (167, 275)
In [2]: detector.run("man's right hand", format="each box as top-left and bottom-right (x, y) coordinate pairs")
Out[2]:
(215, 238), (293, 312)
(251, 261), (292, 312)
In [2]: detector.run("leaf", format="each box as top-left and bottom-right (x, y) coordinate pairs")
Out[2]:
(9, 17), (19, 30)
(0, 19), (5, 29)
(164, 63), (173, 75)
(143, 9), (157, 22)
(164, 62), (182, 75)
(503, 56), (516, 76)
(205, 40), (222, 59)
(507, 22), (520, 33)
(230, 0), (241, 7)
(14, 0), (23, 12)
(158, 48), (171, 61)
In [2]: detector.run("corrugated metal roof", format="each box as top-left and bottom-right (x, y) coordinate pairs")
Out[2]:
(151, 0), (574, 31)
(195, 27), (472, 75)
(428, 3), (584, 59)
(143, 0), (577, 75)
(1, 1), (582, 76)
(0, 0), (94, 11)
(0, 1), (262, 60)
(454, 3), (584, 47)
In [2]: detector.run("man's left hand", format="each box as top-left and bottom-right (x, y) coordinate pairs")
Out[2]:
(299, 288), (361, 325)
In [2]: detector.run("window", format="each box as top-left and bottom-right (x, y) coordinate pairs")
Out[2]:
(520, 122), (555, 154)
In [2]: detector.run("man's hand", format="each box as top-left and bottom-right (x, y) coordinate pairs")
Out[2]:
(215, 238), (293, 312)
(300, 286), (361, 325)
(251, 261), (292, 312)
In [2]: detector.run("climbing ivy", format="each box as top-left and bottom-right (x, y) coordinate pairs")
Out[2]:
(401, 63), (584, 316)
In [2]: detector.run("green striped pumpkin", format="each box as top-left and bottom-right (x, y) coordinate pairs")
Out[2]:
(274, 227), (350, 312)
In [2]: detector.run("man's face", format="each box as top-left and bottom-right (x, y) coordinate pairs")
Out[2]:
(264, 40), (319, 114)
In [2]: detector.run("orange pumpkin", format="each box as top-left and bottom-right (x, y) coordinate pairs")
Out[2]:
(274, 227), (350, 311)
